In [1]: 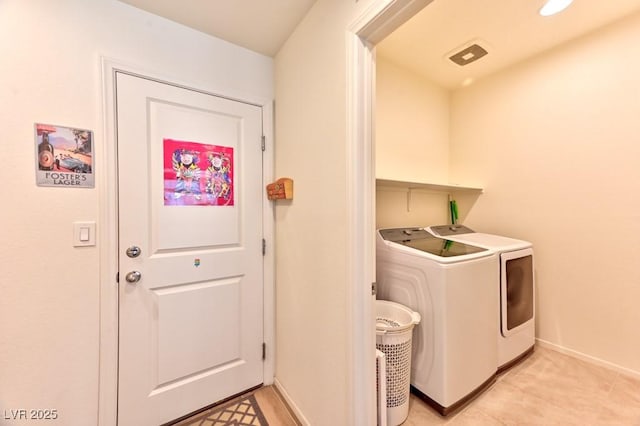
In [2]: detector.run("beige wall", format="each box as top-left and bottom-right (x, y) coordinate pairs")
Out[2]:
(376, 57), (450, 183)
(449, 11), (640, 374)
(375, 57), (452, 229)
(274, 0), (380, 423)
(376, 188), (449, 229)
(375, 54), (484, 230)
(0, 1), (273, 424)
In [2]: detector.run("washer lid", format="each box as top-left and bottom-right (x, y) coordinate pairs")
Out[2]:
(425, 226), (532, 250)
(379, 227), (488, 258)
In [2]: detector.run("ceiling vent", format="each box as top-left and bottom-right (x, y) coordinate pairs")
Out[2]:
(449, 43), (488, 66)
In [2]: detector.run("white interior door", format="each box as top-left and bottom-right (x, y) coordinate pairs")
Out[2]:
(115, 72), (264, 426)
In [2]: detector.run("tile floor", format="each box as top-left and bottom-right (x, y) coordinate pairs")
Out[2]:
(195, 346), (640, 425)
(404, 346), (640, 425)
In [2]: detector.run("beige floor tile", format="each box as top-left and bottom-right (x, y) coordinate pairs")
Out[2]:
(595, 373), (640, 426)
(447, 406), (506, 426)
(505, 347), (603, 388)
(473, 379), (589, 426)
(405, 346), (640, 426)
(403, 394), (449, 425)
(501, 349), (617, 417)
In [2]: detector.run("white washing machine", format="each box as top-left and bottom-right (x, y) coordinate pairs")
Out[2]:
(376, 228), (498, 416)
(427, 225), (535, 372)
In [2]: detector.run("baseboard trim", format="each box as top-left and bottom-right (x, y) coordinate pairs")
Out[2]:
(273, 378), (310, 426)
(536, 338), (640, 380)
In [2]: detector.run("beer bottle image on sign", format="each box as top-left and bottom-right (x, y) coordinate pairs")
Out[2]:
(38, 132), (55, 171)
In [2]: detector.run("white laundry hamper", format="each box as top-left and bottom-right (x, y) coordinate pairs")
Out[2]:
(375, 300), (421, 426)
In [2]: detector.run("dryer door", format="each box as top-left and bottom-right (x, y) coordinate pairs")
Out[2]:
(500, 248), (534, 337)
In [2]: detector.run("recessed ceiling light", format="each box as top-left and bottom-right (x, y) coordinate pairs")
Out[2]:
(461, 78), (474, 87)
(539, 0), (573, 17)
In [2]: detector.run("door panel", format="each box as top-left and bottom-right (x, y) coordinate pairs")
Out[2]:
(116, 72), (264, 426)
(149, 100), (241, 250)
(154, 278), (242, 385)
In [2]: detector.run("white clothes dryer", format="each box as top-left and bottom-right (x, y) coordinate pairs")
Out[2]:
(426, 225), (535, 372)
(376, 228), (498, 415)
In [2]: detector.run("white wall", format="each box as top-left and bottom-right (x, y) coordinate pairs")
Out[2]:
(273, 0), (380, 424)
(0, 1), (272, 424)
(450, 12), (640, 374)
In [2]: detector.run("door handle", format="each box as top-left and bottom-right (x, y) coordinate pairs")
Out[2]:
(125, 271), (142, 284)
(126, 246), (142, 258)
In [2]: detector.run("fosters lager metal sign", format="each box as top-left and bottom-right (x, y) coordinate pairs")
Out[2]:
(35, 123), (94, 188)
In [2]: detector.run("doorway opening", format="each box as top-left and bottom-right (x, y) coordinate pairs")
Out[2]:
(347, 1), (433, 424)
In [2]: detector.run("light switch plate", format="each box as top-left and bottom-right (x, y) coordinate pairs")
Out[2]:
(73, 221), (96, 247)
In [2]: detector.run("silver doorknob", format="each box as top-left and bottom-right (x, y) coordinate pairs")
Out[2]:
(126, 246), (142, 258)
(125, 271), (142, 284)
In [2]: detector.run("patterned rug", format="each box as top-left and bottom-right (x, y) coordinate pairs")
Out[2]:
(178, 394), (269, 426)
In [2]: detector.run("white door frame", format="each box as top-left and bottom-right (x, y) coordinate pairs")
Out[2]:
(347, 1), (433, 424)
(97, 58), (275, 426)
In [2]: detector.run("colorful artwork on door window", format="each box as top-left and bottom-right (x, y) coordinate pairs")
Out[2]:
(34, 123), (94, 188)
(163, 139), (234, 206)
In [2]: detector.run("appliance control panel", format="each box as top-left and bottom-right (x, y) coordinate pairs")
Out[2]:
(379, 228), (432, 243)
(429, 224), (475, 237)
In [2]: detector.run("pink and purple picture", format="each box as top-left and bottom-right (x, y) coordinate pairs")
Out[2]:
(163, 138), (234, 206)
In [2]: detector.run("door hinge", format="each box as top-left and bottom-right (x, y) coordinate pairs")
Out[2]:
(116, 272), (119, 283)
(262, 238), (266, 256)
(262, 342), (266, 360)
(371, 282), (377, 296)
(261, 135), (266, 152)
